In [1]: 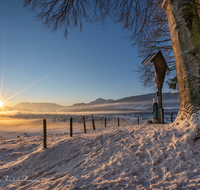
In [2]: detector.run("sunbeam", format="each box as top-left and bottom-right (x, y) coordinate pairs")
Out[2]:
(0, 0), (7, 101)
(3, 63), (70, 103)
(2, 34), (109, 104)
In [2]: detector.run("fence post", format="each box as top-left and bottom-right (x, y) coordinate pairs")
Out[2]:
(43, 119), (47, 148)
(170, 112), (173, 123)
(118, 117), (120, 126)
(105, 118), (106, 128)
(137, 116), (139, 125)
(70, 117), (73, 137)
(92, 119), (95, 130)
(83, 116), (86, 133)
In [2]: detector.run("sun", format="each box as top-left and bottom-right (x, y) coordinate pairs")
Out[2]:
(0, 101), (3, 107)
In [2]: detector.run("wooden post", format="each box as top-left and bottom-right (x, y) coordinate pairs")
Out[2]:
(137, 116), (139, 125)
(118, 117), (120, 126)
(70, 117), (73, 137)
(43, 119), (47, 148)
(92, 119), (95, 130)
(83, 116), (86, 133)
(170, 112), (173, 123)
(105, 117), (106, 128)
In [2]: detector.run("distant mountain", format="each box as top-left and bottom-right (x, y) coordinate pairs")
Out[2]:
(113, 92), (179, 103)
(71, 103), (87, 107)
(3, 92), (179, 113)
(88, 98), (114, 105)
(14, 102), (66, 112)
(71, 98), (114, 107)
(59, 92), (179, 113)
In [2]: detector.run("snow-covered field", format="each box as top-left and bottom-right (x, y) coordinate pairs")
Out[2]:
(1, 111), (200, 189)
(0, 111), (176, 140)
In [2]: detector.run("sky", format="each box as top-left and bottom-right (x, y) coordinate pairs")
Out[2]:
(0, 0), (170, 106)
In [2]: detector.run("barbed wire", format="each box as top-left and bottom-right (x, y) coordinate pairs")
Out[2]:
(0, 124), (42, 138)
(0, 119), (138, 138)
(0, 117), (139, 157)
(52, 128), (68, 134)
(49, 125), (69, 130)
(31, 129), (43, 136)
(0, 114), (167, 142)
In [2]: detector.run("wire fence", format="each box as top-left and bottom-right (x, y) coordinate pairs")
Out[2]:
(0, 112), (177, 142)
(0, 113), (178, 161)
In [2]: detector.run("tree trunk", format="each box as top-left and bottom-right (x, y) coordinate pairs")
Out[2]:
(162, 0), (200, 115)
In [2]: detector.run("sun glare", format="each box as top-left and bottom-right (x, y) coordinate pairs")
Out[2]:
(0, 101), (3, 107)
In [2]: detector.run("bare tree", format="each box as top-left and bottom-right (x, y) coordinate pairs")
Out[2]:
(128, 0), (176, 90)
(23, 0), (200, 115)
(23, 0), (110, 38)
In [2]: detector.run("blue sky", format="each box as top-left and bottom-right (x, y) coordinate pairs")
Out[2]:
(0, 0), (170, 106)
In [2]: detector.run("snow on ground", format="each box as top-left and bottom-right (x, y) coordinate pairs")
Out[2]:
(0, 113), (153, 140)
(0, 112), (199, 189)
(0, 112), (176, 140)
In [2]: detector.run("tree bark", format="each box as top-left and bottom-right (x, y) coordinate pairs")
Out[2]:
(162, 0), (200, 114)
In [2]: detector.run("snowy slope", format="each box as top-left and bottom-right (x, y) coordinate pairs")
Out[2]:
(0, 112), (200, 190)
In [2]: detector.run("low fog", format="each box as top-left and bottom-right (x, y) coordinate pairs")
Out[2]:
(0, 111), (176, 141)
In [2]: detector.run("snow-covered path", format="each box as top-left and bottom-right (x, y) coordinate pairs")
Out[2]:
(0, 114), (200, 190)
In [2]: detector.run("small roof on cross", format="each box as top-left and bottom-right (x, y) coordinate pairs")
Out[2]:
(141, 51), (168, 88)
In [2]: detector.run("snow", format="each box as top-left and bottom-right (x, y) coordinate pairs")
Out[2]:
(0, 111), (200, 189)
